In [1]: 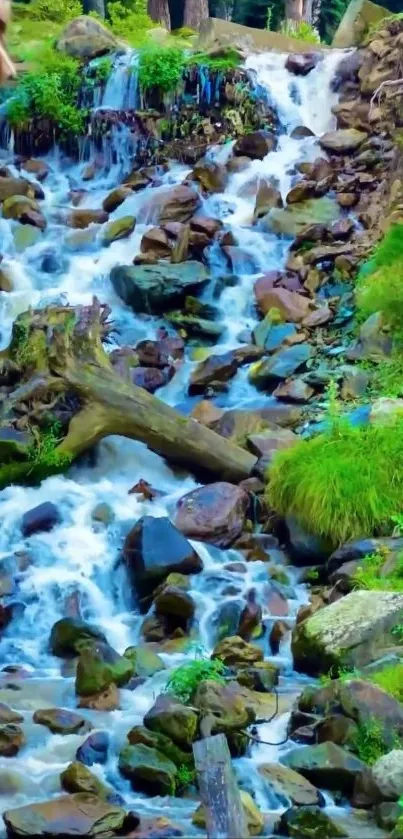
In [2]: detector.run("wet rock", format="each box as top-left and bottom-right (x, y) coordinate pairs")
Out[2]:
(290, 125), (315, 138)
(254, 285), (311, 321)
(191, 400), (224, 426)
(279, 806), (347, 838)
(234, 130), (277, 160)
(102, 215), (136, 245)
(91, 503), (114, 526)
(0, 178), (35, 202)
(235, 661), (279, 692)
(131, 366), (172, 393)
(292, 590), (403, 676)
(190, 215), (222, 239)
(76, 731), (109, 766)
(260, 762), (323, 806)
(337, 192), (359, 207)
(21, 159), (49, 181)
(319, 128), (367, 153)
(174, 483), (249, 548)
(75, 642), (134, 696)
(371, 750), (403, 801)
(282, 742), (365, 794)
(3, 793), (126, 838)
(50, 618), (107, 658)
(110, 261), (208, 313)
(193, 791), (264, 835)
(154, 584), (195, 628)
(270, 620), (291, 654)
(247, 427), (298, 460)
(265, 583), (289, 616)
(286, 181), (317, 204)
(142, 185), (200, 225)
(144, 694), (198, 749)
(127, 725), (193, 769)
(78, 683), (120, 712)
(123, 516), (202, 602)
(33, 708), (90, 735)
(238, 590), (262, 641)
(265, 197), (340, 237)
(189, 351), (239, 394)
(140, 227), (172, 259)
(192, 160), (228, 193)
(123, 646), (165, 679)
(2, 195), (46, 230)
(102, 186), (132, 213)
(119, 743), (176, 796)
(254, 180), (283, 221)
(193, 679), (255, 735)
(67, 209), (109, 229)
(302, 305), (332, 327)
(0, 724), (24, 757)
(60, 762), (111, 800)
(249, 344), (311, 386)
(212, 635), (263, 666)
(65, 228), (98, 251)
(212, 406), (302, 445)
(273, 378), (314, 402)
(21, 502), (61, 538)
(57, 15), (118, 59)
(253, 319), (297, 353)
(0, 704), (23, 725)
(286, 53), (319, 75)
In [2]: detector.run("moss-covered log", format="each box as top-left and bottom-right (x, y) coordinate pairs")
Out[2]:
(0, 300), (256, 488)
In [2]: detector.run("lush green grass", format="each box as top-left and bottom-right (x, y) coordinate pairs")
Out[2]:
(353, 548), (403, 592)
(29, 0), (82, 23)
(165, 658), (225, 704)
(267, 416), (403, 545)
(370, 664), (403, 704)
(357, 260), (403, 331)
(188, 48), (241, 73)
(351, 719), (402, 765)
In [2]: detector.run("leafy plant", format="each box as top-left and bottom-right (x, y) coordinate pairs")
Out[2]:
(176, 764), (196, 789)
(188, 48), (241, 73)
(30, 0), (83, 22)
(370, 664), (403, 704)
(138, 45), (185, 94)
(351, 719), (393, 765)
(353, 547), (403, 593)
(107, 1), (153, 44)
(91, 57), (113, 85)
(280, 20), (321, 43)
(267, 416), (403, 546)
(165, 657), (226, 703)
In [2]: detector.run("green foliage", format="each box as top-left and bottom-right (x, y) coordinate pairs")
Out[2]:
(357, 261), (403, 331)
(107, 1), (152, 44)
(267, 416), (403, 546)
(319, 666), (360, 686)
(351, 719), (392, 765)
(30, 0), (83, 22)
(6, 46), (85, 136)
(280, 19), (321, 43)
(29, 422), (72, 471)
(176, 764), (196, 789)
(90, 57), (113, 85)
(138, 45), (185, 94)
(172, 26), (197, 38)
(188, 48), (241, 73)
(353, 548), (403, 593)
(305, 568), (319, 582)
(165, 657), (226, 703)
(317, 0), (348, 43)
(370, 664), (403, 704)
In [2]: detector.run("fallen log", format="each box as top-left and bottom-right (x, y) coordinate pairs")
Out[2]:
(0, 300), (256, 487)
(193, 733), (250, 839)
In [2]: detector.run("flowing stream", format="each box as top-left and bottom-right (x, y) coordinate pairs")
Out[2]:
(0, 47), (357, 836)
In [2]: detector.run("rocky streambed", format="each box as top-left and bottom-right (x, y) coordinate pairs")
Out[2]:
(0, 15), (403, 839)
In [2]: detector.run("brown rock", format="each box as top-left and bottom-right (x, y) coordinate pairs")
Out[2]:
(78, 684), (120, 711)
(337, 192), (359, 208)
(227, 155), (251, 173)
(188, 351), (239, 394)
(3, 794), (127, 837)
(102, 186), (132, 213)
(0, 724), (24, 757)
(255, 286), (311, 321)
(191, 400), (224, 426)
(21, 159), (49, 182)
(33, 708), (90, 735)
(141, 185), (200, 225)
(190, 215), (222, 238)
(286, 53), (319, 76)
(254, 180), (283, 221)
(0, 178), (35, 202)
(247, 427), (298, 458)
(67, 209), (108, 229)
(270, 620), (291, 654)
(140, 227), (172, 259)
(212, 635), (263, 666)
(234, 130), (277, 160)
(0, 703), (23, 725)
(302, 305), (333, 327)
(265, 584), (289, 616)
(192, 160), (228, 193)
(175, 482), (249, 548)
(286, 181), (316, 204)
(273, 379), (314, 402)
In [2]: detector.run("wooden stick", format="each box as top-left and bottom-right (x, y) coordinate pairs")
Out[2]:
(193, 734), (249, 839)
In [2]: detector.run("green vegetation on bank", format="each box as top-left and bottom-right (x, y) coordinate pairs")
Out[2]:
(280, 20), (320, 43)
(138, 45), (185, 94)
(353, 548), (403, 593)
(165, 657), (226, 703)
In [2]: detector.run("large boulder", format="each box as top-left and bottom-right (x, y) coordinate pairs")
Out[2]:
(110, 261), (208, 313)
(192, 160), (228, 193)
(102, 216), (136, 246)
(0, 724), (24, 757)
(371, 750), (403, 801)
(286, 53), (319, 76)
(140, 185), (200, 225)
(259, 763), (324, 806)
(282, 742), (365, 793)
(2, 195), (46, 230)
(264, 197), (340, 237)
(123, 516), (202, 601)
(279, 806), (347, 838)
(127, 725), (193, 768)
(50, 618), (106, 658)
(292, 590), (403, 675)
(60, 762), (112, 801)
(174, 483), (249, 548)
(233, 130), (277, 160)
(254, 285), (311, 321)
(123, 646), (165, 679)
(21, 502), (61, 537)
(57, 16), (118, 59)
(3, 794), (127, 838)
(319, 128), (367, 153)
(249, 344), (311, 386)
(118, 743), (177, 796)
(188, 352), (239, 394)
(0, 178), (35, 202)
(193, 680), (255, 734)
(144, 694), (198, 749)
(76, 732), (109, 766)
(75, 642), (134, 696)
(33, 708), (90, 735)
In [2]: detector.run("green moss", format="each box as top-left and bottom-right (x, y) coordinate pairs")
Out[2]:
(165, 657), (226, 704)
(369, 664), (403, 703)
(267, 417), (403, 546)
(176, 764), (196, 790)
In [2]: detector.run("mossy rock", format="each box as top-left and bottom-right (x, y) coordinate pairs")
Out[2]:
(123, 646), (166, 678)
(50, 618), (107, 658)
(235, 661), (279, 692)
(144, 694), (198, 749)
(263, 197), (340, 237)
(102, 216), (136, 246)
(280, 806), (347, 838)
(212, 635), (263, 666)
(118, 743), (177, 796)
(127, 725), (194, 768)
(282, 742), (365, 794)
(75, 642), (134, 696)
(60, 761), (110, 800)
(193, 679), (255, 734)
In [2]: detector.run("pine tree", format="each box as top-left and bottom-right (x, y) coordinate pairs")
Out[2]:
(148, 0), (171, 28)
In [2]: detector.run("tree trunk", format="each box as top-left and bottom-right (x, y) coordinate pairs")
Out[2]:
(0, 301), (255, 489)
(285, 0), (303, 22)
(183, 0), (209, 30)
(148, 0), (171, 29)
(83, 0), (105, 17)
(302, 0), (313, 22)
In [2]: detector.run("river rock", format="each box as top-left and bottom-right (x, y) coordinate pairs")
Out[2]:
(192, 160), (228, 193)
(292, 590), (403, 675)
(141, 185), (200, 225)
(110, 261), (208, 313)
(188, 351), (239, 394)
(127, 725), (193, 769)
(75, 642), (134, 696)
(21, 502), (61, 537)
(371, 750), (403, 801)
(326, 537), (403, 577)
(212, 406), (302, 441)
(2, 195), (46, 230)
(259, 763), (324, 806)
(0, 724), (24, 757)
(33, 708), (90, 735)
(190, 215), (222, 239)
(119, 743), (176, 796)
(131, 366), (171, 393)
(60, 762), (110, 800)
(286, 53), (319, 75)
(140, 227), (172, 259)
(102, 186), (132, 213)
(57, 15), (119, 59)
(319, 128), (367, 153)
(154, 584), (195, 628)
(234, 130), (277, 160)
(174, 483), (249, 548)
(3, 793), (127, 838)
(123, 516), (202, 601)
(282, 742), (365, 793)
(273, 378), (314, 402)
(67, 209), (108, 229)
(280, 806), (347, 838)
(76, 732), (109, 766)
(249, 344), (311, 387)
(265, 197), (340, 237)
(254, 286), (311, 321)
(193, 679), (255, 736)
(0, 704), (23, 725)
(0, 178), (34, 202)
(253, 320), (297, 353)
(235, 661), (279, 692)
(213, 635), (263, 666)
(102, 216), (136, 245)
(286, 181), (317, 204)
(254, 180), (283, 221)
(193, 790), (264, 836)
(144, 693), (198, 748)
(21, 159), (49, 181)
(290, 126), (315, 138)
(123, 646), (165, 679)
(50, 618), (107, 658)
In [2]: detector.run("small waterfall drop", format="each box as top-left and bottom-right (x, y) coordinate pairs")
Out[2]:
(100, 50), (140, 111)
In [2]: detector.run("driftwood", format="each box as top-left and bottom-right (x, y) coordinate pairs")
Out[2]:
(0, 300), (256, 486)
(193, 733), (249, 839)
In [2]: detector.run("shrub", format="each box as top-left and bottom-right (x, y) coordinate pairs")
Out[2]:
(267, 416), (403, 545)
(107, 1), (152, 44)
(280, 20), (321, 43)
(138, 44), (185, 93)
(165, 657), (225, 703)
(30, 0), (83, 23)
(188, 48), (241, 73)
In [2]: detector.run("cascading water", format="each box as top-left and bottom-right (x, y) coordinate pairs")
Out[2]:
(100, 50), (140, 111)
(0, 48), (351, 835)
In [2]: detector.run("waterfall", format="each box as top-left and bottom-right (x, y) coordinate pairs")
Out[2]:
(100, 49), (140, 111)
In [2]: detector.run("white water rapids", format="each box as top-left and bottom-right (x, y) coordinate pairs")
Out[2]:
(0, 48), (352, 834)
